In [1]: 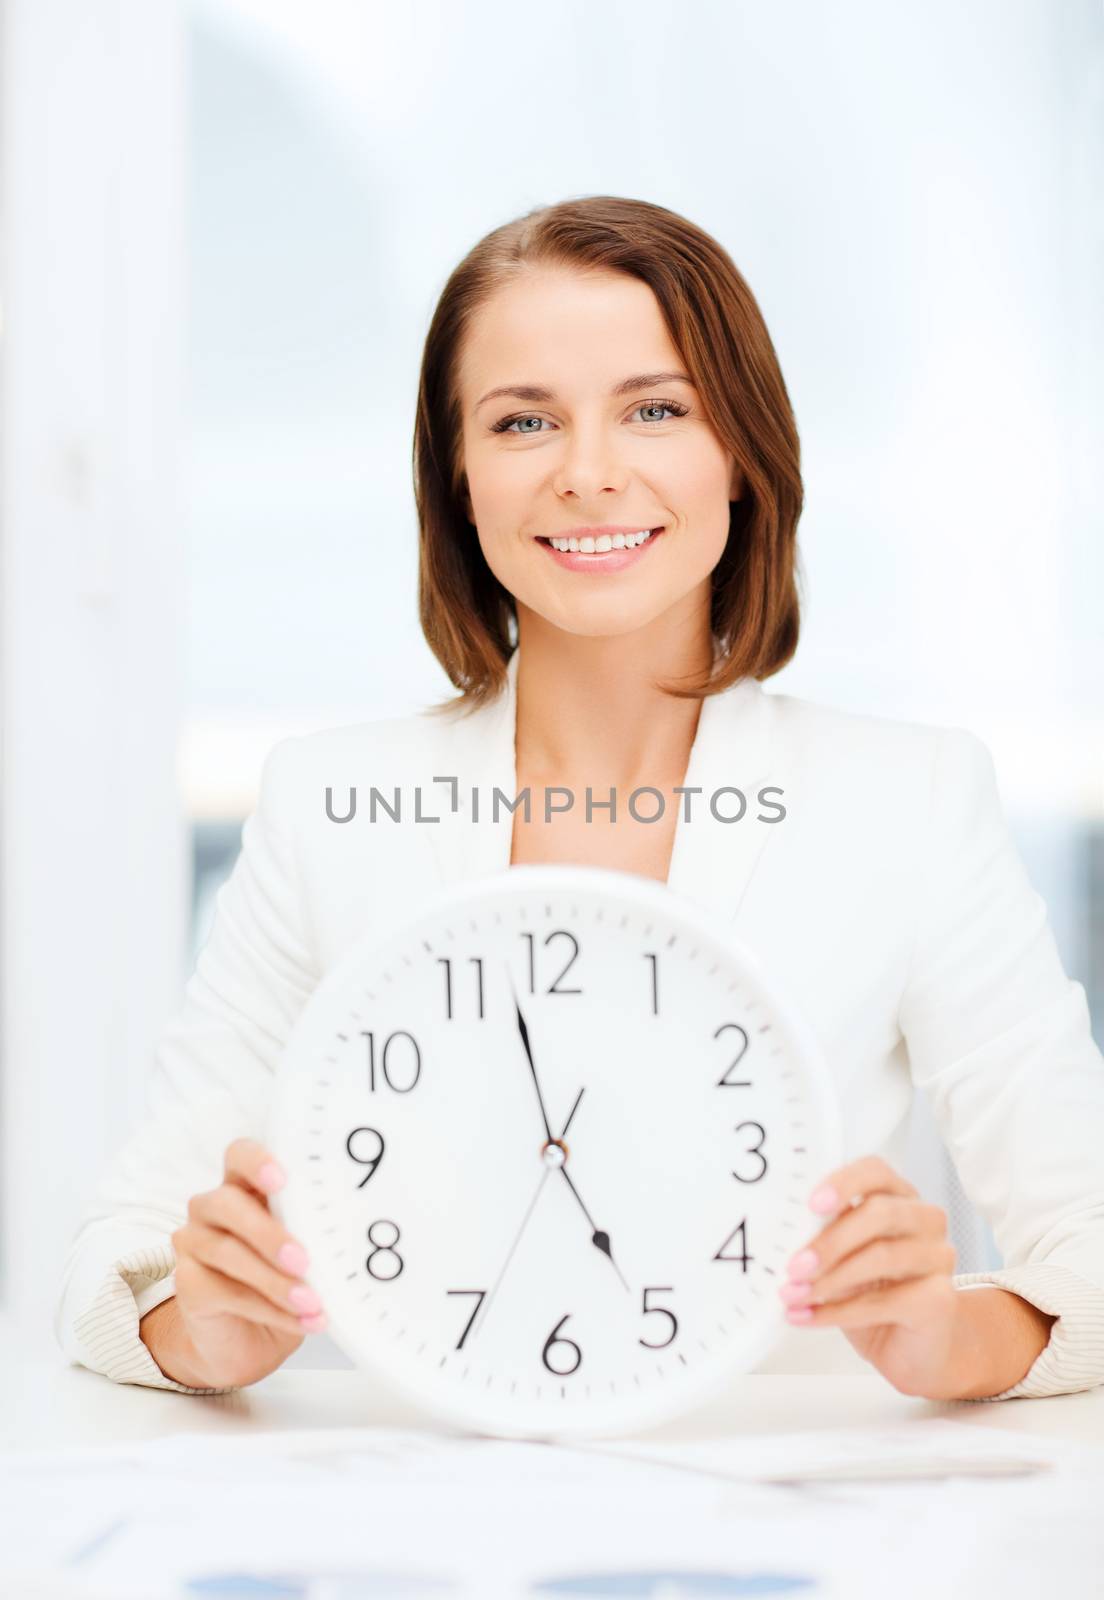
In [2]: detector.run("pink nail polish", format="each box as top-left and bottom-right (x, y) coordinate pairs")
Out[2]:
(779, 1282), (812, 1306)
(786, 1307), (814, 1323)
(787, 1248), (819, 1278)
(257, 1161), (286, 1194)
(299, 1313), (327, 1333)
(288, 1285), (322, 1314)
(277, 1241), (310, 1275)
(809, 1185), (839, 1214)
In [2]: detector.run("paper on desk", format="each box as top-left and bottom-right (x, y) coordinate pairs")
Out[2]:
(2, 1420), (1101, 1600)
(573, 1414), (1104, 1485)
(10, 1412), (1091, 1487)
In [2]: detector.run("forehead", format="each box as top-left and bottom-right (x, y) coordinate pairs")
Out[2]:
(457, 267), (683, 397)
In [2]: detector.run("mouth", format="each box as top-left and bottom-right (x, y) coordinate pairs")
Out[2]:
(535, 526), (666, 572)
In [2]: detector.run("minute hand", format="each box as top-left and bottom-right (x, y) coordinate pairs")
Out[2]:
(507, 970), (554, 1143)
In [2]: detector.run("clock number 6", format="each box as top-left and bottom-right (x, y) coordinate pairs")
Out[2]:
(541, 1314), (582, 1376)
(638, 1286), (678, 1349)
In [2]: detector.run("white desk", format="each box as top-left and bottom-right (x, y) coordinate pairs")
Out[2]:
(3, 1324), (1102, 1600)
(4, 1356), (1104, 1453)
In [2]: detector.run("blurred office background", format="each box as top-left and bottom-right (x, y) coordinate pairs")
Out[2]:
(1, 0), (1101, 1350)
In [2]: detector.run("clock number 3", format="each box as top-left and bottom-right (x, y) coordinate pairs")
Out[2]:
(731, 1120), (768, 1183)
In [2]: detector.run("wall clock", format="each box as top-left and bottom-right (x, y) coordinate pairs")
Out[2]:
(267, 864), (841, 1439)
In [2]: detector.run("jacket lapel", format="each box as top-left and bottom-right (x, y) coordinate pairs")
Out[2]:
(423, 645), (781, 929)
(422, 650), (520, 890)
(663, 670), (779, 930)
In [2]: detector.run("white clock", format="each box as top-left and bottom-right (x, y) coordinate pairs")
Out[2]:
(266, 864), (841, 1440)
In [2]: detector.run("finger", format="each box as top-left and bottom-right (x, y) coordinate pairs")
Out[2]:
(788, 1196), (948, 1281)
(224, 1137), (286, 1198)
(175, 1256), (311, 1337)
(784, 1273), (957, 1332)
(782, 1236), (956, 1307)
(179, 1220), (326, 1321)
(186, 1184), (311, 1279)
(807, 1154), (918, 1217)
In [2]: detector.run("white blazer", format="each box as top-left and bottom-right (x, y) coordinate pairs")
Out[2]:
(55, 646), (1104, 1401)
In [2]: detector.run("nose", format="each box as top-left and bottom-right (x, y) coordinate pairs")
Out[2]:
(551, 420), (631, 501)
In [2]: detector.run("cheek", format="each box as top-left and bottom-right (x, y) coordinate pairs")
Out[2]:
(648, 440), (727, 520)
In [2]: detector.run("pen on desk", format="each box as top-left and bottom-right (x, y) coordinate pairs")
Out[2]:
(567, 1442), (1052, 1488)
(761, 1455), (1051, 1484)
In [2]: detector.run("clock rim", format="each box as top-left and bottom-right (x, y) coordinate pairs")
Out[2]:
(266, 862), (843, 1440)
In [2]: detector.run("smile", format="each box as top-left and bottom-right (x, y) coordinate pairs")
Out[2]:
(536, 527), (665, 572)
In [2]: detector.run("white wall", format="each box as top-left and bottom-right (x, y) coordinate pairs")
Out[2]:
(185, 0), (1103, 816)
(0, 0), (189, 1332)
(182, 0), (1103, 1293)
(1, 0), (1098, 1340)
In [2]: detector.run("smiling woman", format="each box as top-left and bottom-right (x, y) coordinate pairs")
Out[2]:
(414, 196), (803, 711)
(55, 194), (1104, 1410)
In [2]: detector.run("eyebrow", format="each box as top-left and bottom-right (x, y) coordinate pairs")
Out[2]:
(475, 371), (694, 411)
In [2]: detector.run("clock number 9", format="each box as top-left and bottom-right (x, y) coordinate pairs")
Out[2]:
(346, 1125), (384, 1187)
(714, 1022), (751, 1087)
(732, 1121), (768, 1183)
(541, 1313), (582, 1376)
(361, 1029), (422, 1093)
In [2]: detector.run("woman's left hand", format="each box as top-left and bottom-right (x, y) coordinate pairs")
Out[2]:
(778, 1154), (965, 1398)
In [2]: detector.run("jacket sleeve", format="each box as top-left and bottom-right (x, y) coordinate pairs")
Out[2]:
(899, 727), (1104, 1400)
(53, 735), (319, 1392)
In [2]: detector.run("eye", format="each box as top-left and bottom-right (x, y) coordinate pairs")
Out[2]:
(490, 399), (689, 436)
(633, 400), (689, 424)
(490, 414), (549, 435)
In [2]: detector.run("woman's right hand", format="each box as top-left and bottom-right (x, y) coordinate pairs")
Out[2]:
(139, 1137), (327, 1389)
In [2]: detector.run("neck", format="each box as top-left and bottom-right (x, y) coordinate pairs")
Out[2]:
(512, 603), (714, 791)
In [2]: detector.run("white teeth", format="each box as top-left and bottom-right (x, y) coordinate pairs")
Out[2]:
(549, 529), (655, 553)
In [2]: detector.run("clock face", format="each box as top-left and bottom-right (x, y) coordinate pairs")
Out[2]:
(268, 864), (841, 1439)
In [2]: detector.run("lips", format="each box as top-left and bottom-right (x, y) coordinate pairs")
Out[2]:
(537, 526), (665, 548)
(536, 526), (666, 572)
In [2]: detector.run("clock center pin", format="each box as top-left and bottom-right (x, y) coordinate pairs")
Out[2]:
(542, 1138), (568, 1168)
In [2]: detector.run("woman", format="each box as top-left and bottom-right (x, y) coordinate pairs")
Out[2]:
(55, 196), (1104, 1403)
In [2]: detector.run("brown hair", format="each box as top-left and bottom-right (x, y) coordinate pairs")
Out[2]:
(414, 195), (804, 715)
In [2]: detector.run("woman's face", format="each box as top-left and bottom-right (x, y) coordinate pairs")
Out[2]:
(456, 266), (744, 642)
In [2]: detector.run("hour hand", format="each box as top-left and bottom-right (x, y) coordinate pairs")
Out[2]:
(557, 1160), (630, 1294)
